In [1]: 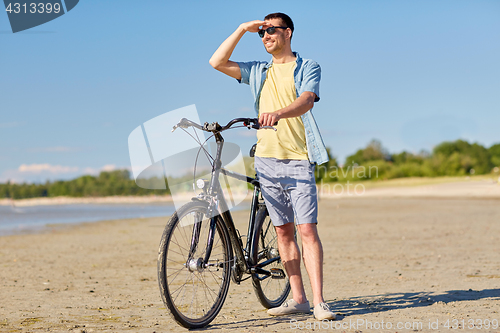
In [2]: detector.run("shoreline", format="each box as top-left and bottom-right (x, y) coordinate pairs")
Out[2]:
(0, 195), (175, 207)
(2, 178), (500, 207)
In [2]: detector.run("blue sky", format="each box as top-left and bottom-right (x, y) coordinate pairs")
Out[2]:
(1, 0), (499, 183)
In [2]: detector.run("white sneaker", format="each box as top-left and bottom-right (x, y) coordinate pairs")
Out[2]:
(267, 299), (310, 316)
(314, 302), (336, 320)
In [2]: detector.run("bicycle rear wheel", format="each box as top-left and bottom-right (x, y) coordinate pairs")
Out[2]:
(158, 201), (232, 329)
(251, 207), (291, 308)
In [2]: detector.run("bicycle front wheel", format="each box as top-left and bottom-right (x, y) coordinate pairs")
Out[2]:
(251, 207), (291, 308)
(158, 201), (232, 329)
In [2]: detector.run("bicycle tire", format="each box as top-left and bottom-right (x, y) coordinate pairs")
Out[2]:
(251, 206), (291, 308)
(158, 201), (232, 329)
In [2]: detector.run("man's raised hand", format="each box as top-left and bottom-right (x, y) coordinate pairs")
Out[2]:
(209, 20), (267, 80)
(240, 20), (266, 33)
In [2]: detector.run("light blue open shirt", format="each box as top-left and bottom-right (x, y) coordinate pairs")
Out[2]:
(237, 52), (329, 165)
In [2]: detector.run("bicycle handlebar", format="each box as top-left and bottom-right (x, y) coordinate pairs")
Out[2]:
(172, 117), (277, 133)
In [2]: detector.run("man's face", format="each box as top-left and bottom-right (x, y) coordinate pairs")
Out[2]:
(261, 18), (290, 55)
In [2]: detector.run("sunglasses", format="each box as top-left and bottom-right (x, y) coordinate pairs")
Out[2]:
(258, 26), (288, 38)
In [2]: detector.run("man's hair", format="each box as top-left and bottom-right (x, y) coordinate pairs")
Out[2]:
(264, 12), (294, 40)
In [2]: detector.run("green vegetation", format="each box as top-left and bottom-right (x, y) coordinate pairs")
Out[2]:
(2, 139), (499, 199)
(0, 170), (161, 200)
(489, 143), (500, 167)
(316, 139), (500, 183)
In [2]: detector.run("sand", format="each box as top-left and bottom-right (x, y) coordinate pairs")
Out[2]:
(0, 195), (174, 207)
(1, 183), (500, 332)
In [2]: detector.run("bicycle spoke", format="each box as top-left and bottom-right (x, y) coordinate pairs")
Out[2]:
(263, 221), (272, 239)
(191, 270), (220, 300)
(206, 266), (224, 286)
(172, 232), (189, 259)
(166, 247), (188, 260)
(199, 271), (218, 305)
(200, 272), (211, 313)
(190, 272), (198, 317)
(173, 271), (193, 311)
(251, 212), (291, 308)
(166, 265), (186, 280)
(170, 271), (192, 300)
(180, 215), (198, 253)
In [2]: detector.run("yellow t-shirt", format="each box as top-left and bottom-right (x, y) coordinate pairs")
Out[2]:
(255, 61), (308, 160)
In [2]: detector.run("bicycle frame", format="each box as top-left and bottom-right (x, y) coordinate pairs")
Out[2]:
(187, 130), (280, 282)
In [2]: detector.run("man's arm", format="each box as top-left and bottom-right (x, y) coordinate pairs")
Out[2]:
(259, 91), (317, 127)
(209, 20), (265, 80)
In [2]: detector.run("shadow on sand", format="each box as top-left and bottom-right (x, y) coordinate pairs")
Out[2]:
(330, 288), (500, 317)
(196, 288), (500, 330)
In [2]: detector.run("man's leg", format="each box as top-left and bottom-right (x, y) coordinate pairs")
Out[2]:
(297, 223), (336, 320)
(275, 222), (307, 304)
(297, 223), (324, 307)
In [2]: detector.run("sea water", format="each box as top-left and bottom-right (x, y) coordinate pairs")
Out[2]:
(0, 203), (175, 236)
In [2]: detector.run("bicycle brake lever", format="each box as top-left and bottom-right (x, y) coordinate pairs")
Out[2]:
(260, 126), (277, 131)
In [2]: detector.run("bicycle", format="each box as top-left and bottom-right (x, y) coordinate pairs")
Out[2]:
(157, 117), (293, 329)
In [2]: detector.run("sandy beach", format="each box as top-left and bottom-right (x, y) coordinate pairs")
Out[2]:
(1, 181), (500, 332)
(0, 195), (175, 207)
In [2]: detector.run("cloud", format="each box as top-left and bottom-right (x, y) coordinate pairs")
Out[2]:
(81, 164), (117, 175)
(102, 164), (117, 172)
(0, 164), (129, 183)
(18, 164), (79, 174)
(27, 146), (82, 153)
(0, 164), (80, 183)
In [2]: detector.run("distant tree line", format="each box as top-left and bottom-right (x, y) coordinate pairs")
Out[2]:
(0, 170), (164, 199)
(2, 139), (500, 199)
(315, 139), (500, 182)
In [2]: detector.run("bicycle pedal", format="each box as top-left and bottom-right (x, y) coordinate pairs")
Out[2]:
(270, 268), (286, 279)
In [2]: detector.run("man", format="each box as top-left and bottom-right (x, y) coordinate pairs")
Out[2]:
(209, 13), (334, 321)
